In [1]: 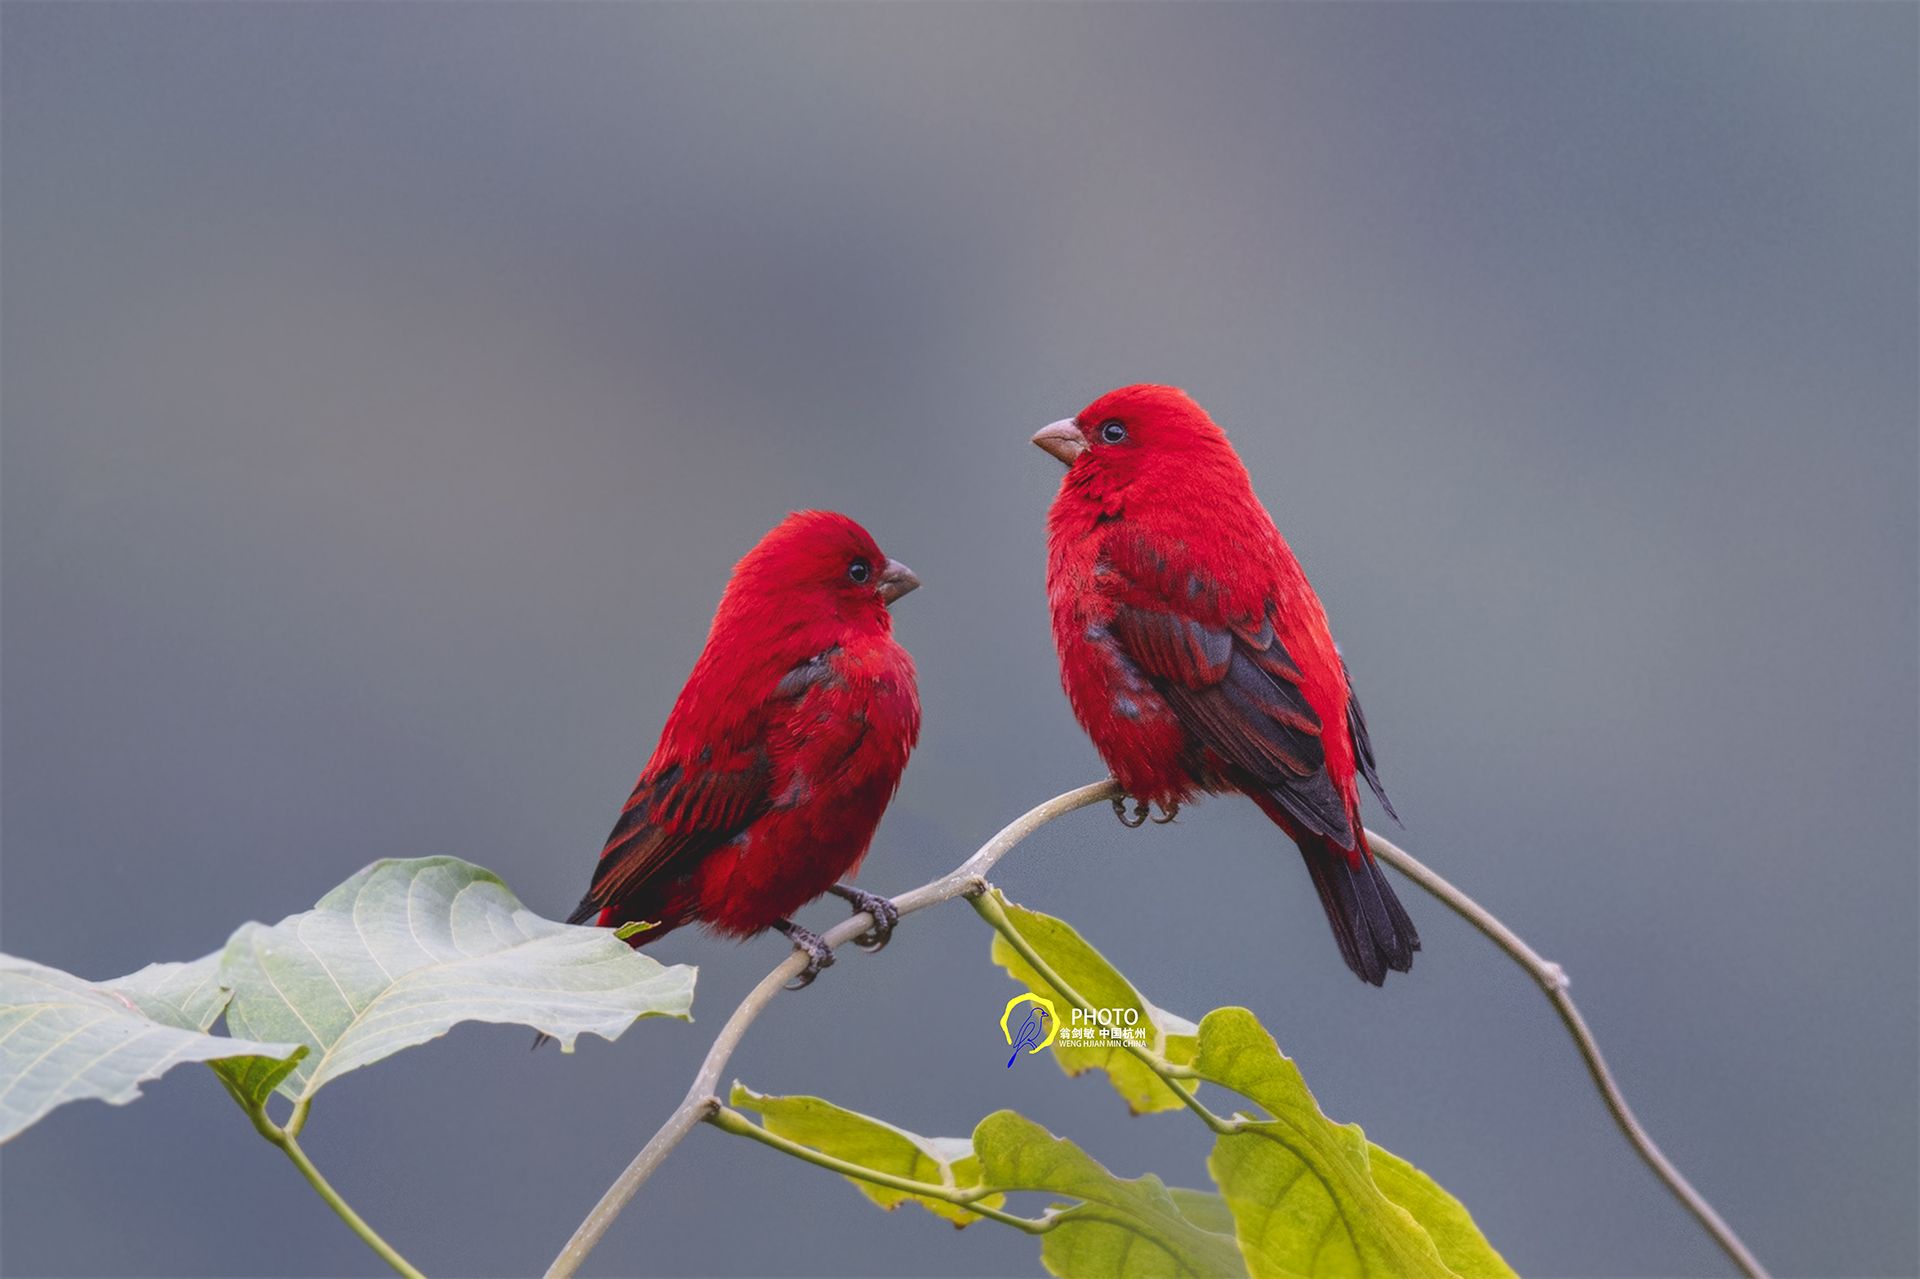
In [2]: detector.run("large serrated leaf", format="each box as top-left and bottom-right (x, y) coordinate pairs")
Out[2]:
(0, 953), (302, 1143)
(985, 891), (1199, 1113)
(1198, 1008), (1516, 1279)
(730, 1083), (1004, 1226)
(217, 856), (696, 1102)
(973, 1109), (1248, 1277)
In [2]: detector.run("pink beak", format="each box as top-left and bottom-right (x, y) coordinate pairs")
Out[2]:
(1031, 419), (1088, 466)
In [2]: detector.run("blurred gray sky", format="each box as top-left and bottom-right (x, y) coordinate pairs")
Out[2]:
(2, 4), (1914, 1277)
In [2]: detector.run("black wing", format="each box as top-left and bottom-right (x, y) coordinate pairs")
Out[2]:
(1106, 596), (1355, 848)
(566, 649), (841, 926)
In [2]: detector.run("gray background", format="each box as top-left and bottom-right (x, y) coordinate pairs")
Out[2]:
(2, 4), (1914, 1277)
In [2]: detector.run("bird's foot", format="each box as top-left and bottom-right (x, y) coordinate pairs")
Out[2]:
(773, 918), (835, 989)
(827, 883), (899, 953)
(1111, 796), (1150, 828)
(1150, 801), (1180, 825)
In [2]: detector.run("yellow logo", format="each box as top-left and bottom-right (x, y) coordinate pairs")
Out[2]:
(1001, 992), (1057, 1066)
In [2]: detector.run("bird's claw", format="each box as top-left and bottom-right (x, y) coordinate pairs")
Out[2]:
(1111, 796), (1150, 828)
(773, 919), (835, 990)
(1150, 801), (1180, 824)
(828, 883), (899, 953)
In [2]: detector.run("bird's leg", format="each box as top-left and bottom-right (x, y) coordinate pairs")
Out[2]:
(772, 918), (835, 990)
(826, 883), (900, 953)
(1150, 801), (1181, 824)
(1111, 795), (1150, 828)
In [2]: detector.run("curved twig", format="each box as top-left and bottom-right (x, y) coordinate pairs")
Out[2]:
(543, 780), (1121, 1278)
(546, 778), (1764, 1279)
(1367, 830), (1768, 1279)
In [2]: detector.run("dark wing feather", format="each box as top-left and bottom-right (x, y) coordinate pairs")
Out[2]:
(567, 649), (842, 926)
(1341, 657), (1399, 824)
(566, 757), (772, 925)
(1108, 600), (1355, 847)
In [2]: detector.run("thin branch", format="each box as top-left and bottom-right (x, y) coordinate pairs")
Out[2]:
(706, 1106), (1054, 1234)
(546, 776), (1764, 1279)
(544, 779), (1122, 1279)
(1367, 830), (1769, 1279)
(243, 1101), (426, 1279)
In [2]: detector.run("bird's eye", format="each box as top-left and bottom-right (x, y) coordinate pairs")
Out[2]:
(847, 558), (872, 584)
(1098, 419), (1127, 444)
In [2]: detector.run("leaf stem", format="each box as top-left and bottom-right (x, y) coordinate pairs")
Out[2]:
(706, 1106), (1054, 1234)
(245, 1103), (427, 1279)
(1366, 830), (1768, 1279)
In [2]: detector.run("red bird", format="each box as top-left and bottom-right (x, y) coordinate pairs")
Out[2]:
(1034, 385), (1417, 984)
(566, 510), (921, 988)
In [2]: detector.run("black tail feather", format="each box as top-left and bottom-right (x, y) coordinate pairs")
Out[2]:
(1300, 842), (1419, 986)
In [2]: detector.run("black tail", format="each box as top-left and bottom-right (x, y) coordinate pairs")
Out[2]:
(1299, 842), (1419, 985)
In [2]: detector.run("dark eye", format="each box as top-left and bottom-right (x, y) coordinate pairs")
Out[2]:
(847, 558), (872, 584)
(1098, 419), (1127, 444)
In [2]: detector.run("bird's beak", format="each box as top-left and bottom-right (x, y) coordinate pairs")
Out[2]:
(876, 558), (921, 605)
(1032, 419), (1088, 467)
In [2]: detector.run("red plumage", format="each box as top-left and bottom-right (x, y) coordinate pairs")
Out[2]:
(1035, 385), (1417, 984)
(568, 510), (921, 948)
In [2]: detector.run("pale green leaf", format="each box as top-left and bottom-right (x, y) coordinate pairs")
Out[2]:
(985, 891), (1199, 1113)
(218, 856), (697, 1102)
(109, 953), (232, 1031)
(731, 1083), (1004, 1226)
(1198, 1008), (1515, 1279)
(973, 1110), (1247, 1278)
(0, 953), (302, 1143)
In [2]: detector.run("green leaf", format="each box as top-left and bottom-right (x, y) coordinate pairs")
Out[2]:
(210, 1049), (312, 1113)
(1366, 1146), (1517, 1279)
(1168, 1186), (1239, 1236)
(217, 856), (697, 1103)
(730, 1083), (1004, 1227)
(973, 1110), (1247, 1278)
(985, 891), (1199, 1113)
(0, 952), (302, 1143)
(975, 893), (1509, 1275)
(1198, 1008), (1516, 1279)
(725, 1088), (1244, 1277)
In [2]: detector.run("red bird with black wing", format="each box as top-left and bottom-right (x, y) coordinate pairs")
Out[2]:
(567, 510), (921, 988)
(1035, 385), (1417, 984)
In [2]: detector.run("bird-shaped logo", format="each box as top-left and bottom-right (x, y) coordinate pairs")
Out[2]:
(1000, 992), (1057, 1067)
